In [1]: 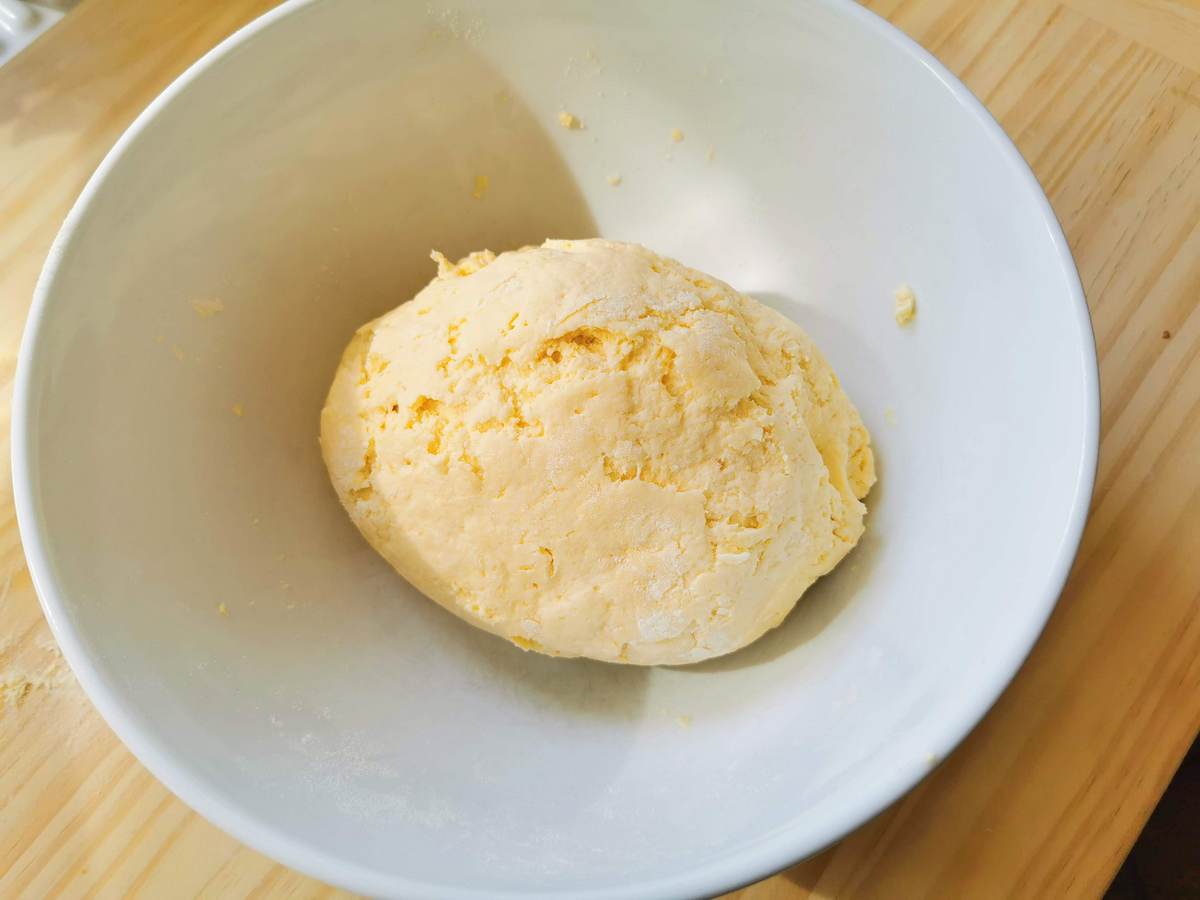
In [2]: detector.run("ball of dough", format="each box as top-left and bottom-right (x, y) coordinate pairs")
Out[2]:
(320, 239), (874, 665)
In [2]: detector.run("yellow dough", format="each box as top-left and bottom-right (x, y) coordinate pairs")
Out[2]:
(320, 240), (874, 665)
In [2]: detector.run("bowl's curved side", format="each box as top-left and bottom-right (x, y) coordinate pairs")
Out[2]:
(656, 0), (1101, 892)
(11, 1), (432, 898)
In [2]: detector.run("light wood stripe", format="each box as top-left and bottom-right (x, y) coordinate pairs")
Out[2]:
(1064, 0), (1200, 71)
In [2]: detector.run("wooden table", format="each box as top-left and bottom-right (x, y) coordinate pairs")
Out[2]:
(1, 1), (1197, 897)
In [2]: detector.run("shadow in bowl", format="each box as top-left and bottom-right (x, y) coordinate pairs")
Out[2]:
(434, 608), (653, 722)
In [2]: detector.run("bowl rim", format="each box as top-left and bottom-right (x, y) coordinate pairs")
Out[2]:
(12, 0), (1100, 897)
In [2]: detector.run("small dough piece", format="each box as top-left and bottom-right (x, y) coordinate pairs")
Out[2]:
(320, 239), (874, 665)
(894, 284), (917, 325)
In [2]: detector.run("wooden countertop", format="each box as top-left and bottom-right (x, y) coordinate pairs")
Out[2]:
(2, 1), (1198, 897)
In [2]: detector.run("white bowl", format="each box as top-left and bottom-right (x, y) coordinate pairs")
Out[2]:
(13, 1), (1098, 897)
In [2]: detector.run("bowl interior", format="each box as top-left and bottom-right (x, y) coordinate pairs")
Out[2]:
(19, 0), (1095, 896)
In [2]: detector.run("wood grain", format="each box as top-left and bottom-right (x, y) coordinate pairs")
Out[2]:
(1, 1), (1197, 898)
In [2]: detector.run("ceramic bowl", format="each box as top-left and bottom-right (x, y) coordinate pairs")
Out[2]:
(13, 1), (1098, 897)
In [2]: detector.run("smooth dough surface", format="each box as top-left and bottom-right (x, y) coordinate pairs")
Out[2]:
(320, 239), (874, 665)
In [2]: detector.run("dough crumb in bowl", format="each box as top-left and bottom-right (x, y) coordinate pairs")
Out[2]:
(320, 239), (875, 665)
(894, 283), (917, 325)
(189, 296), (224, 318)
